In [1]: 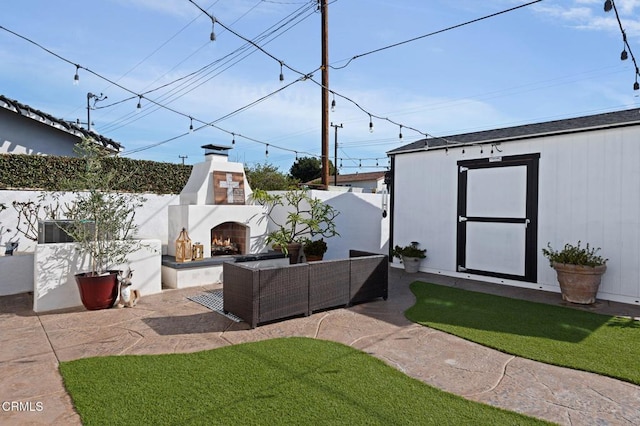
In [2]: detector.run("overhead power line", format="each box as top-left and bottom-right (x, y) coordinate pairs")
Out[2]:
(330, 0), (543, 70)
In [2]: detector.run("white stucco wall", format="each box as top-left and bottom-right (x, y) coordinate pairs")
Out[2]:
(265, 190), (390, 259)
(1, 188), (391, 299)
(0, 190), (179, 254)
(391, 125), (640, 305)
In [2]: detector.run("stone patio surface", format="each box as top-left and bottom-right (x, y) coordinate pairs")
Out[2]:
(2, 267), (640, 425)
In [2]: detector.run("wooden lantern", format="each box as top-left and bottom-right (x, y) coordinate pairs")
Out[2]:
(192, 243), (204, 261)
(175, 228), (192, 263)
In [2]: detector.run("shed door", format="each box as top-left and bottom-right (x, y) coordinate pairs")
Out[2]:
(456, 154), (539, 282)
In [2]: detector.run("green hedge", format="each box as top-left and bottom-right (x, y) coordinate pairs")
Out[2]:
(0, 154), (192, 194)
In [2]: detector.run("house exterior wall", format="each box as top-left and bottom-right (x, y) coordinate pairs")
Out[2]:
(391, 125), (640, 305)
(0, 108), (79, 156)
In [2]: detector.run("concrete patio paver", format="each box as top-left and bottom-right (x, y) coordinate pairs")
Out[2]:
(1, 268), (640, 425)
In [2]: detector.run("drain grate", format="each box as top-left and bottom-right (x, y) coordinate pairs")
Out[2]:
(187, 290), (242, 322)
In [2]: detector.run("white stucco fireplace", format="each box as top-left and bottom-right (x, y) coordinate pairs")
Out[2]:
(167, 144), (268, 260)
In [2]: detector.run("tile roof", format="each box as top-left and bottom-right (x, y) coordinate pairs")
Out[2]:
(0, 95), (123, 152)
(388, 107), (640, 155)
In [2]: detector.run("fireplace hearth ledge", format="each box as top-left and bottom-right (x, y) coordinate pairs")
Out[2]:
(161, 251), (288, 289)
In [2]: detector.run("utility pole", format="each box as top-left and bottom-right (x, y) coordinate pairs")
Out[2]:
(179, 155), (188, 165)
(330, 122), (342, 186)
(320, 0), (330, 189)
(86, 92), (107, 132)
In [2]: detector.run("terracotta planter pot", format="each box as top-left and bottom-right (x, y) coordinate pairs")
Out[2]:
(75, 271), (120, 310)
(305, 254), (324, 262)
(273, 243), (303, 264)
(552, 262), (607, 305)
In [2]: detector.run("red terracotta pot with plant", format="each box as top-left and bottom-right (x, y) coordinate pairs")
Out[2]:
(54, 139), (146, 310)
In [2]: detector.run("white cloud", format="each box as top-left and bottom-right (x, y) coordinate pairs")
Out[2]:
(533, 0), (640, 36)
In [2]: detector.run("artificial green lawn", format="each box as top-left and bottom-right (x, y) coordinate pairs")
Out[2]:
(405, 282), (640, 385)
(59, 337), (549, 425)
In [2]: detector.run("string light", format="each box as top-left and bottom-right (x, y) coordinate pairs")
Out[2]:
(210, 17), (216, 41)
(3, 11), (453, 162)
(232, 133), (235, 145)
(265, 143), (269, 158)
(331, 93), (336, 112)
(399, 125), (403, 140)
(279, 61), (284, 82)
(73, 65), (80, 85)
(189, 117), (194, 133)
(604, 0), (640, 91)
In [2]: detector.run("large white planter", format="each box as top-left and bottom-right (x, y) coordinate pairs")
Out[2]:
(401, 256), (422, 273)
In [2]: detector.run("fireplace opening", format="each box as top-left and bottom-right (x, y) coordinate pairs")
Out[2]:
(211, 222), (247, 256)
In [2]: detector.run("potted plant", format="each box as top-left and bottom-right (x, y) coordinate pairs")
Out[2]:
(251, 189), (339, 264)
(392, 241), (426, 273)
(542, 241), (607, 305)
(55, 139), (147, 310)
(303, 238), (327, 262)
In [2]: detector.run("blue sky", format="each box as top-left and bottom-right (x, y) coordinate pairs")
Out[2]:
(2, 0), (639, 172)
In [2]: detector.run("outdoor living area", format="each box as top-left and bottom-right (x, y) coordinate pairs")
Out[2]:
(3, 267), (640, 425)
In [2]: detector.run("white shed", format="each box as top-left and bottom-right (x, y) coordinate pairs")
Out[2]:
(387, 108), (640, 305)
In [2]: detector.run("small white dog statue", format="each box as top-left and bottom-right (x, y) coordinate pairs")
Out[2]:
(116, 269), (140, 308)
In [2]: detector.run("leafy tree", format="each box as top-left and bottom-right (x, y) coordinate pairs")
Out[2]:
(289, 156), (336, 183)
(245, 162), (297, 191)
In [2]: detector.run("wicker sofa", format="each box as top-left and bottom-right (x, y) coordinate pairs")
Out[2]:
(223, 250), (388, 328)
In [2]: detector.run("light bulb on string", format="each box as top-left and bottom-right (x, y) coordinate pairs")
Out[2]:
(189, 117), (193, 133)
(635, 68), (640, 91)
(73, 65), (80, 85)
(376, 159), (379, 167)
(399, 125), (403, 140)
(368, 115), (374, 133)
(331, 94), (336, 112)
(604, 0), (613, 12)
(265, 144), (269, 158)
(359, 159), (362, 168)
(295, 151), (298, 160)
(136, 95), (142, 112)
(279, 62), (284, 82)
(210, 17), (216, 41)
(621, 32), (628, 60)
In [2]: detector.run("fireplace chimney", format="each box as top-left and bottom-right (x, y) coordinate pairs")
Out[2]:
(202, 144), (232, 162)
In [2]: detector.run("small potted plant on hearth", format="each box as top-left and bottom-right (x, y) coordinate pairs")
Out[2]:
(392, 241), (426, 273)
(542, 241), (607, 305)
(54, 138), (147, 310)
(303, 238), (327, 262)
